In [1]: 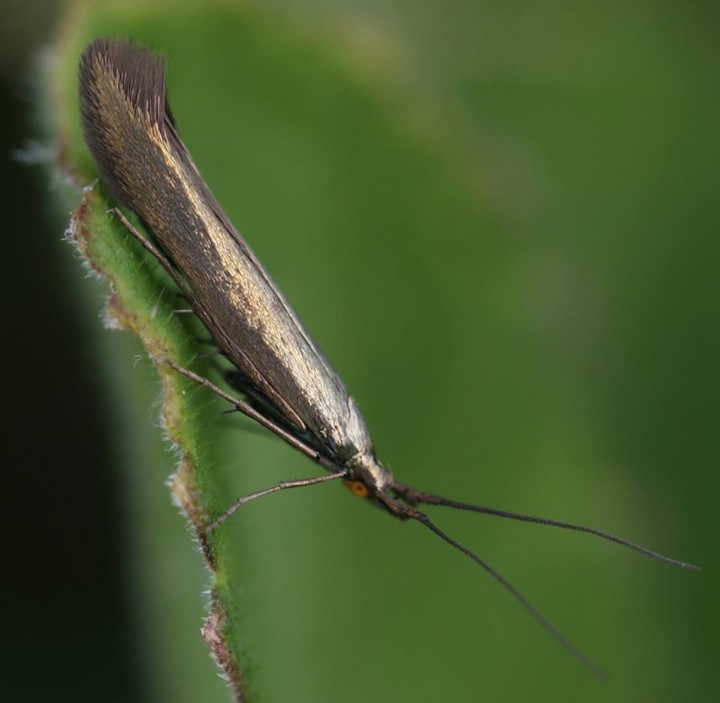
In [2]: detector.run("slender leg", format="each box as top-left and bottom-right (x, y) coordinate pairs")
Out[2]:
(192, 349), (223, 362)
(206, 473), (344, 533)
(111, 207), (193, 301)
(162, 359), (339, 474)
(160, 360), (345, 530)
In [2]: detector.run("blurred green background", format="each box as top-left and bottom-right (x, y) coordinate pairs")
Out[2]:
(2, 1), (717, 701)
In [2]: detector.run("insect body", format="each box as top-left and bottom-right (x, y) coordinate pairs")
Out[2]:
(79, 38), (392, 502)
(78, 38), (699, 676)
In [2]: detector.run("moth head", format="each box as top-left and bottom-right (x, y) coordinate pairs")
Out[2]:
(343, 451), (393, 500)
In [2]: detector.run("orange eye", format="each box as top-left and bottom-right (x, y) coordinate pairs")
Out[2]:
(344, 480), (370, 499)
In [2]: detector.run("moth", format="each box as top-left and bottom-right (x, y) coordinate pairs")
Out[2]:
(78, 38), (699, 676)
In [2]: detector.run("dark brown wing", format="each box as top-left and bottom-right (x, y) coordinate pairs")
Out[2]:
(79, 38), (373, 461)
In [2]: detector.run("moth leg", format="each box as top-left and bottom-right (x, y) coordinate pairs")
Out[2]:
(192, 349), (223, 362)
(161, 359), (339, 473)
(170, 292), (194, 315)
(160, 359), (344, 531)
(206, 473), (344, 533)
(111, 207), (193, 302)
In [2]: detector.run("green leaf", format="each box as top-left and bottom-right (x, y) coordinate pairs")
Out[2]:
(46, 2), (713, 702)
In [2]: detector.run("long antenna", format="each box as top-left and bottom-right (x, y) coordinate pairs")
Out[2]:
(393, 483), (701, 572)
(409, 509), (608, 680)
